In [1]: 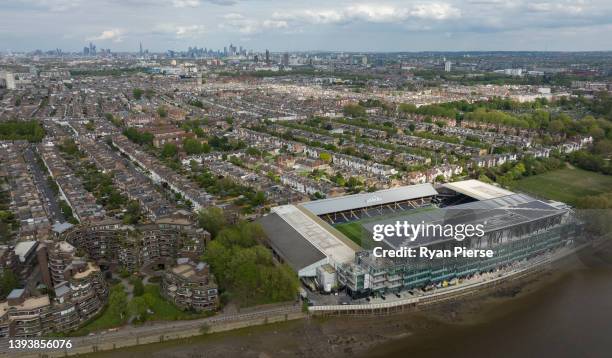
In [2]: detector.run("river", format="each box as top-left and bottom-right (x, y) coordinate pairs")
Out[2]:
(82, 260), (612, 358)
(366, 267), (612, 358)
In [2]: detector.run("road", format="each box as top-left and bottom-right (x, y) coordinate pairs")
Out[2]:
(0, 303), (302, 356)
(22, 145), (64, 223)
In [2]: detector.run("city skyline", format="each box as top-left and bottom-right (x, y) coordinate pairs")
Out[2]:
(2, 0), (612, 52)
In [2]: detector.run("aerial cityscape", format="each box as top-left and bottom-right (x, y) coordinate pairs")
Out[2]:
(1, 1), (612, 358)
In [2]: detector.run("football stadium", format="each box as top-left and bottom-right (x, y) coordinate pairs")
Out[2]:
(258, 180), (581, 297)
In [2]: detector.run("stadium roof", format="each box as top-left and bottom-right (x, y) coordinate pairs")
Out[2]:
(362, 193), (568, 250)
(259, 212), (327, 273)
(259, 205), (357, 276)
(442, 179), (514, 200)
(300, 184), (438, 216)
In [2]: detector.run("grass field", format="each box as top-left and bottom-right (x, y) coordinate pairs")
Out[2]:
(510, 167), (612, 205)
(71, 284), (128, 335)
(334, 206), (438, 248)
(141, 284), (205, 321)
(71, 283), (206, 335)
(335, 222), (365, 246)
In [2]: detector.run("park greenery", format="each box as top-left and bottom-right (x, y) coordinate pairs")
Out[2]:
(0, 270), (19, 300)
(398, 96), (612, 139)
(105, 112), (122, 127)
(132, 88), (144, 100)
(190, 165), (266, 212)
(157, 106), (168, 118)
(71, 284), (128, 335)
(72, 280), (206, 335)
(202, 220), (299, 307)
(197, 207), (227, 238)
(510, 166), (612, 208)
(0, 181), (19, 242)
(57, 139), (143, 222)
(0, 120), (45, 142)
(183, 137), (211, 155)
(58, 200), (78, 224)
(342, 103), (367, 118)
(123, 127), (153, 145)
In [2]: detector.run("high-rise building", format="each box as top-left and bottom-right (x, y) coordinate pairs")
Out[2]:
(0, 71), (16, 90)
(139, 42), (143, 57)
(444, 60), (452, 72)
(265, 49), (270, 63)
(282, 53), (289, 66)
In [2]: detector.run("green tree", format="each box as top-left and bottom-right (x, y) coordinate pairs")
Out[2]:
(106, 284), (129, 322)
(131, 277), (144, 297)
(197, 207), (227, 238)
(0, 270), (19, 300)
(319, 152), (332, 162)
(123, 200), (142, 224)
(398, 103), (417, 113)
(203, 222), (298, 307)
(183, 138), (203, 155)
(0, 120), (45, 142)
(132, 88), (144, 100)
(161, 143), (177, 158)
(129, 296), (148, 322)
(343, 104), (367, 118)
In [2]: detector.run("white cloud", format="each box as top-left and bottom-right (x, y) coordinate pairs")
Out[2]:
(220, 13), (288, 34)
(171, 0), (200, 7)
(175, 25), (206, 37)
(223, 13), (245, 20)
(273, 2), (461, 25)
(8, 0), (82, 12)
(87, 29), (123, 42)
(154, 24), (206, 38)
(262, 20), (288, 29)
(409, 3), (461, 20)
(527, 2), (585, 14)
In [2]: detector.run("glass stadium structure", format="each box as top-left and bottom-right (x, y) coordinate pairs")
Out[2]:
(336, 193), (582, 298)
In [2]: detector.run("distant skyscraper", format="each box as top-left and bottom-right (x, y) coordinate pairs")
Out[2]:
(282, 53), (289, 66)
(265, 49), (270, 64)
(139, 42), (143, 57)
(88, 42), (96, 56)
(444, 61), (452, 72)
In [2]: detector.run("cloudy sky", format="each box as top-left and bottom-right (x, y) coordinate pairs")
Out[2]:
(1, 0), (611, 52)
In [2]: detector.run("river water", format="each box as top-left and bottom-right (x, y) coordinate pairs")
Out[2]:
(367, 267), (612, 358)
(82, 259), (612, 358)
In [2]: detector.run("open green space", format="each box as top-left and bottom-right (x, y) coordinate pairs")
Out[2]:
(140, 284), (205, 321)
(335, 222), (365, 247)
(0, 120), (45, 142)
(72, 284), (128, 335)
(70, 283), (206, 336)
(510, 167), (612, 205)
(334, 206), (439, 248)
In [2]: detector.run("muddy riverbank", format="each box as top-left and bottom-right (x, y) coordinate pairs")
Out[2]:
(79, 248), (612, 358)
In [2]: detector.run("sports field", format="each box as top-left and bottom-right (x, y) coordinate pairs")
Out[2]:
(510, 167), (612, 205)
(334, 206), (438, 248)
(335, 221), (365, 246)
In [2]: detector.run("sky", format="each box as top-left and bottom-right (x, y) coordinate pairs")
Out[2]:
(1, 0), (612, 52)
